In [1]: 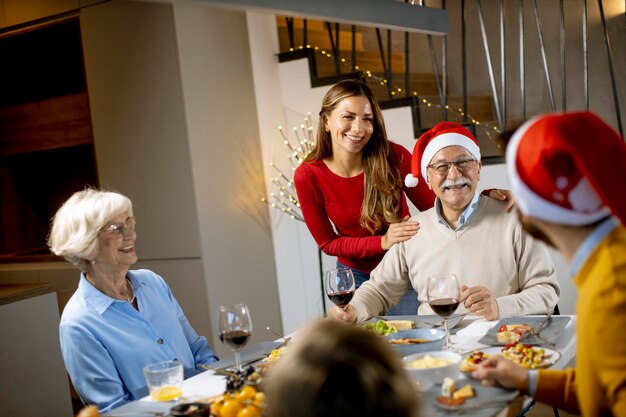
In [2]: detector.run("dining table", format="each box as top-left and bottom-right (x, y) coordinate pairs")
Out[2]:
(103, 314), (577, 417)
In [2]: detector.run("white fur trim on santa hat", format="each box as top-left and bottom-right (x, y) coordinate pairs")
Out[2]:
(420, 133), (481, 180)
(506, 117), (611, 226)
(405, 173), (419, 187)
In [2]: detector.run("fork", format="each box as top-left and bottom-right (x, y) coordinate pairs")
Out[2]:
(525, 309), (556, 347)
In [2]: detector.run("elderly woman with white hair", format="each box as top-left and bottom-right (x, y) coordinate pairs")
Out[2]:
(49, 188), (218, 413)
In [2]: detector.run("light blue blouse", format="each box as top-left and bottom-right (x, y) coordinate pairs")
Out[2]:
(59, 269), (218, 412)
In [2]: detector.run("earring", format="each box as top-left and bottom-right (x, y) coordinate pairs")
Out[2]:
(90, 259), (96, 265)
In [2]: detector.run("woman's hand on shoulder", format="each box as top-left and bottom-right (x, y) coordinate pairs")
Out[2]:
(381, 216), (420, 250)
(487, 189), (515, 213)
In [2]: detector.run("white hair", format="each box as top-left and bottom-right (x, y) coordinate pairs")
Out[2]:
(48, 188), (133, 272)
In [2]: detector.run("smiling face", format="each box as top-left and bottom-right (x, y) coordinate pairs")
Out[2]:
(426, 145), (482, 212)
(324, 95), (374, 158)
(94, 213), (138, 272)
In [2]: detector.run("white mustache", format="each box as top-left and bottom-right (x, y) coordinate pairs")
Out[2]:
(440, 177), (471, 191)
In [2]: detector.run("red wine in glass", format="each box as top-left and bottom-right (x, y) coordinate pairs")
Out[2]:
(328, 290), (355, 307)
(427, 274), (461, 351)
(325, 268), (356, 309)
(430, 298), (460, 318)
(217, 304), (252, 370)
(219, 330), (251, 351)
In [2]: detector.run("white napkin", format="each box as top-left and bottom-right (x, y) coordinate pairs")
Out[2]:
(455, 320), (498, 337)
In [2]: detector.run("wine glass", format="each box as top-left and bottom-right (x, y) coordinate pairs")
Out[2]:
(325, 268), (355, 308)
(217, 303), (252, 371)
(427, 274), (461, 351)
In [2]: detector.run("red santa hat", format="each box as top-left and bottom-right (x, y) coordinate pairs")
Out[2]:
(507, 111), (626, 226)
(405, 122), (481, 187)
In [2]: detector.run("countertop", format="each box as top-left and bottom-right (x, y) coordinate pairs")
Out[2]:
(0, 283), (55, 306)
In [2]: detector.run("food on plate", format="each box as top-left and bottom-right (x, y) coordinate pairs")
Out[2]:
(76, 405), (99, 417)
(205, 367), (266, 417)
(406, 355), (455, 369)
(441, 377), (456, 397)
(499, 324), (532, 334)
(209, 386), (264, 417)
(452, 384), (475, 399)
(388, 338), (431, 345)
(459, 350), (491, 372)
(264, 346), (288, 363)
(497, 331), (521, 343)
(361, 320), (399, 336)
(436, 396), (465, 406)
(440, 378), (475, 401)
(502, 342), (554, 369)
(497, 324), (531, 343)
(385, 319), (415, 330)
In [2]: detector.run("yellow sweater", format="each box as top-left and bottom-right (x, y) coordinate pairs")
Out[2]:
(536, 226), (626, 416)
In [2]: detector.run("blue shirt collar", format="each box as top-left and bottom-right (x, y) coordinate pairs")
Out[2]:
(435, 192), (481, 231)
(79, 272), (143, 315)
(570, 216), (619, 277)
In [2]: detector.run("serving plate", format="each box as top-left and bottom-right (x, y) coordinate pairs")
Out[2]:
(473, 346), (561, 369)
(420, 378), (518, 416)
(201, 341), (282, 371)
(369, 313), (466, 331)
(385, 328), (446, 356)
(478, 316), (570, 346)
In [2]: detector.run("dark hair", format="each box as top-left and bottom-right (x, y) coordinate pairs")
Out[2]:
(264, 320), (419, 417)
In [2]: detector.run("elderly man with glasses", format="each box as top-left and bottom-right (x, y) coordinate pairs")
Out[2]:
(330, 122), (559, 323)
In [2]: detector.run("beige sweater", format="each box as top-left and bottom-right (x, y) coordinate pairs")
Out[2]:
(352, 196), (560, 321)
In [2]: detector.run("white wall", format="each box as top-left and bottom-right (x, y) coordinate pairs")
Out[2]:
(80, 1), (213, 340)
(247, 13), (328, 331)
(173, 3), (282, 352)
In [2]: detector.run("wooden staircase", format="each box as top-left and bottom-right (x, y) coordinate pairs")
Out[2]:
(275, 17), (501, 159)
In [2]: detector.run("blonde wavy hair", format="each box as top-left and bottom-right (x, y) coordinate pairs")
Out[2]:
(47, 188), (133, 272)
(304, 79), (403, 234)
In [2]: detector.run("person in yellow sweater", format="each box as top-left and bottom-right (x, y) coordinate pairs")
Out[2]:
(330, 122), (559, 323)
(472, 112), (626, 416)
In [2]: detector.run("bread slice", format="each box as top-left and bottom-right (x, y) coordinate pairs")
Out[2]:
(453, 384), (475, 399)
(384, 320), (415, 330)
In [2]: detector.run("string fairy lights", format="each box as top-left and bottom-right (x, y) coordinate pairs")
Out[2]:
(286, 27), (501, 143)
(261, 114), (316, 222)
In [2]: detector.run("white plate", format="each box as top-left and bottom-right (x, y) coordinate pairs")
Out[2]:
(422, 379), (519, 415)
(478, 316), (570, 346)
(475, 346), (560, 369)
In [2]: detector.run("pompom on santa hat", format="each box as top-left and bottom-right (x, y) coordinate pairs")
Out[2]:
(506, 111), (626, 226)
(404, 122), (481, 187)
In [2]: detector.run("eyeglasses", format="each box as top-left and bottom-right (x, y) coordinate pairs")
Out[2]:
(427, 158), (476, 176)
(100, 217), (136, 238)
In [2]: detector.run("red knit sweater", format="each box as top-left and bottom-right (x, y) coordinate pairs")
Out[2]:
(294, 142), (436, 274)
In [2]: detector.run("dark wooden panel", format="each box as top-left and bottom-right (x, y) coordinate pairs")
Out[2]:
(0, 92), (93, 155)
